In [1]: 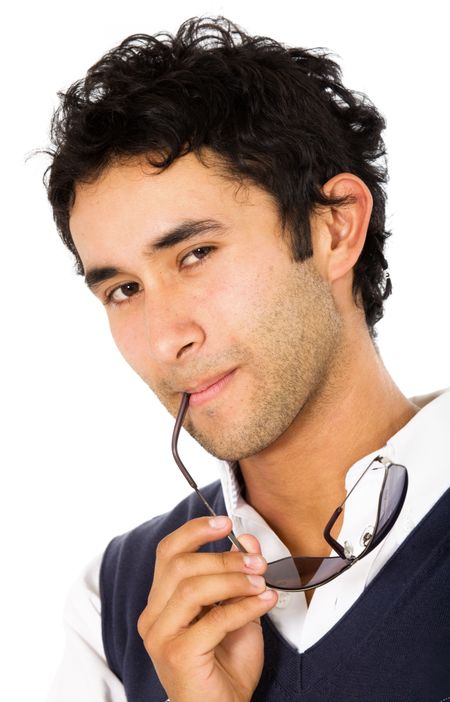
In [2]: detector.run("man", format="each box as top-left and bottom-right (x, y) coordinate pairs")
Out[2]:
(44, 15), (450, 702)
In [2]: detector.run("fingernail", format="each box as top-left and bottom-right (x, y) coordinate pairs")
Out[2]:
(247, 575), (265, 588)
(243, 554), (265, 570)
(258, 588), (277, 601)
(209, 516), (229, 529)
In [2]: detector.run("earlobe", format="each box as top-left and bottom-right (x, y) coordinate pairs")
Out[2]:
(320, 173), (373, 283)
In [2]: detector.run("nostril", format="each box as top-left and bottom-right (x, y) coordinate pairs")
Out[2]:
(177, 342), (195, 359)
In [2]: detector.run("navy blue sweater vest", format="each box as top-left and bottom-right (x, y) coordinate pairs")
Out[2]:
(100, 481), (450, 701)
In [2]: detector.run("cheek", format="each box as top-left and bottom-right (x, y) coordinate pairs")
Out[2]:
(203, 259), (272, 333)
(108, 312), (148, 377)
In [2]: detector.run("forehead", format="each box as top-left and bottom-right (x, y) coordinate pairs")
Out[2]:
(71, 151), (272, 236)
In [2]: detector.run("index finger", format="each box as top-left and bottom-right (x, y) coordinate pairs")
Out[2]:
(155, 515), (233, 566)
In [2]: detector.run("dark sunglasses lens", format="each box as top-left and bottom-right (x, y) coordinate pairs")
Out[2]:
(369, 463), (407, 550)
(264, 555), (350, 591)
(264, 463), (408, 591)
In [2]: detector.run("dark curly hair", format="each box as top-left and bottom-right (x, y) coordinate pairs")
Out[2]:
(43, 15), (392, 338)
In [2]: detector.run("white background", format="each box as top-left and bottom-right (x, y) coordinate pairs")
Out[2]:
(2, 0), (449, 698)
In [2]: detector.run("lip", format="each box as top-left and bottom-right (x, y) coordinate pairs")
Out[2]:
(187, 368), (237, 407)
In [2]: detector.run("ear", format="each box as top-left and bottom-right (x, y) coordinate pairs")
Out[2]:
(310, 173), (373, 285)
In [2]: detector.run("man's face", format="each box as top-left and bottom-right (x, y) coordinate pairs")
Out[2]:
(70, 151), (343, 461)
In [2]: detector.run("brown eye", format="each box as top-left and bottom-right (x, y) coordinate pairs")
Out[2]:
(108, 282), (141, 304)
(181, 246), (214, 267)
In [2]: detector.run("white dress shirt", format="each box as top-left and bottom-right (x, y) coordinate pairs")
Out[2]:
(46, 387), (450, 701)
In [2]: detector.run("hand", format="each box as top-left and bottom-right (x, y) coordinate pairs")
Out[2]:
(137, 515), (278, 702)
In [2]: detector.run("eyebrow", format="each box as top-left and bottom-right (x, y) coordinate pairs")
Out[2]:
(84, 218), (227, 291)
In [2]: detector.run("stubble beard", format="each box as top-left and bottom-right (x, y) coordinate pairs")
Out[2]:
(181, 260), (345, 462)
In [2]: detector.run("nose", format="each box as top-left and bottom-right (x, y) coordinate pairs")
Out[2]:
(144, 285), (206, 364)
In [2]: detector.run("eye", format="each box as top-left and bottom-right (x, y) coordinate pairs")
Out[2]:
(180, 246), (215, 268)
(106, 282), (141, 306)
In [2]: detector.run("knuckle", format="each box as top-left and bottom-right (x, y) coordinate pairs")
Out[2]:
(137, 611), (146, 638)
(155, 535), (171, 561)
(137, 593), (158, 639)
(177, 577), (197, 601)
(137, 607), (156, 642)
(141, 618), (166, 658)
(170, 552), (189, 578)
(142, 629), (159, 658)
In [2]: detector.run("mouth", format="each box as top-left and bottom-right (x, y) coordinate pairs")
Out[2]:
(187, 368), (238, 407)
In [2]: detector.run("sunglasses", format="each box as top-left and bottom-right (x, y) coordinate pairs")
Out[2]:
(172, 392), (408, 592)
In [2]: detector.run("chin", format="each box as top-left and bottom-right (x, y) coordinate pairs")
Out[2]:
(188, 425), (275, 463)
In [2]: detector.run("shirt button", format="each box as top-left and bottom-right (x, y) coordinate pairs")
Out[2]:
(275, 591), (291, 609)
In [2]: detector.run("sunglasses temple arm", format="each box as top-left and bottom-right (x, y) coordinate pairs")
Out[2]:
(172, 392), (248, 554)
(323, 507), (347, 559)
(194, 487), (248, 553)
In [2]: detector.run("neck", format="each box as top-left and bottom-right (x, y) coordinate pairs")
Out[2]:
(238, 327), (419, 557)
